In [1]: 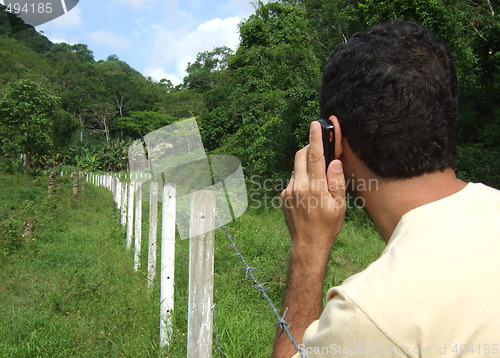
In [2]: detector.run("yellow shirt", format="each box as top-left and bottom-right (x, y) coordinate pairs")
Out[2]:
(294, 183), (500, 357)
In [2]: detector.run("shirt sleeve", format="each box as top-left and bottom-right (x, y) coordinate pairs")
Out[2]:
(295, 290), (408, 358)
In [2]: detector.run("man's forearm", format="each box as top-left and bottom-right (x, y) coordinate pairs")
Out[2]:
(272, 241), (330, 357)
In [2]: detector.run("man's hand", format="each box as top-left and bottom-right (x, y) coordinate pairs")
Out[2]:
(273, 120), (346, 358)
(281, 120), (346, 259)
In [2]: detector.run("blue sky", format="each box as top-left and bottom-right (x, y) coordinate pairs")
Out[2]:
(31, 0), (257, 85)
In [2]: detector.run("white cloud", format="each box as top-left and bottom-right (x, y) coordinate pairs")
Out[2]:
(87, 30), (129, 49)
(143, 67), (182, 85)
(36, 6), (82, 40)
(223, 0), (256, 19)
(35, 6), (82, 44)
(191, 17), (241, 50)
(145, 16), (241, 85)
(46, 6), (83, 28)
(47, 37), (77, 45)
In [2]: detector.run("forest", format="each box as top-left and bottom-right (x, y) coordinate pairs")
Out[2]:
(0, 0), (499, 188)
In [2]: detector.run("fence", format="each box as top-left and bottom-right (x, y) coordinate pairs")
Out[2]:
(77, 171), (303, 357)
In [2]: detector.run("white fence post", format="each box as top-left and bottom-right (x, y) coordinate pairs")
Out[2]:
(116, 178), (122, 210)
(187, 190), (216, 358)
(127, 180), (135, 250)
(134, 181), (142, 271)
(121, 182), (128, 227)
(160, 184), (176, 348)
(113, 177), (117, 204)
(148, 181), (159, 288)
(87, 172), (221, 352)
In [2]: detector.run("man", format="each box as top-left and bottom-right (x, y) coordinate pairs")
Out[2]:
(273, 20), (500, 357)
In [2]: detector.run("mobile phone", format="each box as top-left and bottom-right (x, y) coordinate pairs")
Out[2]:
(317, 118), (335, 170)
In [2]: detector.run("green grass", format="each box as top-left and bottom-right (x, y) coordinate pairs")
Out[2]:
(0, 172), (385, 357)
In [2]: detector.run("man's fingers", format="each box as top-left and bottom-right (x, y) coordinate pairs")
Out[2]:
(308, 121), (326, 179)
(327, 159), (346, 207)
(293, 146), (308, 183)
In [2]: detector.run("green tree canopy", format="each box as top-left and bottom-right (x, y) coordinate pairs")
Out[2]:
(0, 79), (61, 169)
(119, 110), (175, 141)
(200, 1), (322, 177)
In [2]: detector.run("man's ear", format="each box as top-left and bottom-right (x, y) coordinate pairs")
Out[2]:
(329, 115), (343, 159)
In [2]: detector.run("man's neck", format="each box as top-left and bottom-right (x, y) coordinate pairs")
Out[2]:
(363, 168), (467, 243)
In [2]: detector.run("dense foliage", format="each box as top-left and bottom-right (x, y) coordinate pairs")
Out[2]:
(0, 1), (499, 187)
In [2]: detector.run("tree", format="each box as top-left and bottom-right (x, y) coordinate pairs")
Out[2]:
(48, 43), (99, 142)
(84, 102), (116, 144)
(96, 55), (167, 136)
(0, 79), (60, 169)
(183, 46), (234, 92)
(159, 78), (174, 92)
(204, 1), (321, 177)
(52, 109), (78, 150)
(119, 110), (175, 141)
(97, 56), (143, 119)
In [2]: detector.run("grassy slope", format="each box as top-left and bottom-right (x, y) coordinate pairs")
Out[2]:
(0, 174), (158, 357)
(0, 173), (385, 357)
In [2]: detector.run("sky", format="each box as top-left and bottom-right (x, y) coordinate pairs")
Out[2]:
(30, 0), (257, 85)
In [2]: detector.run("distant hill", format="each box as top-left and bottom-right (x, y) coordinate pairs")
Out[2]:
(0, 5), (53, 54)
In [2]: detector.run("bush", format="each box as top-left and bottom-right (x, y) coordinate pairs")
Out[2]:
(0, 217), (23, 256)
(0, 157), (23, 175)
(456, 145), (500, 189)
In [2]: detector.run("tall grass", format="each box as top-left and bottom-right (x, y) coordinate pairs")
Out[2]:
(0, 172), (385, 357)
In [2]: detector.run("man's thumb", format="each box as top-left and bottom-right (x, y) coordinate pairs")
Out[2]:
(327, 159), (346, 197)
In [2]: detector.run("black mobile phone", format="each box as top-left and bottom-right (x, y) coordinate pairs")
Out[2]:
(317, 118), (335, 170)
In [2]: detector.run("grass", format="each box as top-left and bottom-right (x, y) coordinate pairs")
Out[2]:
(0, 171), (385, 357)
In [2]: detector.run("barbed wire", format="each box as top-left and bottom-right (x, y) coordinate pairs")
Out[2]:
(215, 213), (304, 358)
(212, 304), (223, 358)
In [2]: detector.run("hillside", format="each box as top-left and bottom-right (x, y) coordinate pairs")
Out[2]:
(0, 1), (499, 186)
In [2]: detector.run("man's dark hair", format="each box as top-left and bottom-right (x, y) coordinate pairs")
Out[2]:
(320, 20), (458, 178)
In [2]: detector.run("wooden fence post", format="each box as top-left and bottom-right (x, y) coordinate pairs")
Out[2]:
(160, 184), (176, 348)
(80, 171), (85, 192)
(72, 171), (79, 207)
(187, 190), (216, 358)
(148, 181), (159, 288)
(48, 170), (56, 196)
(134, 181), (143, 271)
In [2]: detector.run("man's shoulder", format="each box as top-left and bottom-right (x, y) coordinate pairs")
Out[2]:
(457, 182), (500, 203)
(339, 182), (500, 296)
(403, 182), (500, 220)
(328, 182), (500, 348)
